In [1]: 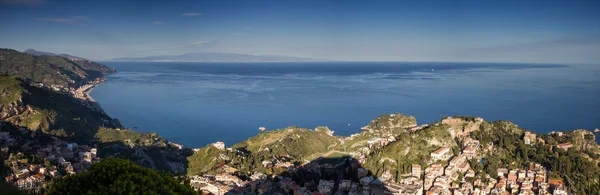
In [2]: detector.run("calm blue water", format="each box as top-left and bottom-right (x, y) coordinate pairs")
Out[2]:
(91, 62), (600, 148)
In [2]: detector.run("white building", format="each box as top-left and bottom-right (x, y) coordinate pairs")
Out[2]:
(431, 147), (451, 161)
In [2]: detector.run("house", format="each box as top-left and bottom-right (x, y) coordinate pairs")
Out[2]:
(90, 148), (97, 158)
(380, 170), (393, 181)
(318, 180), (334, 194)
(462, 147), (477, 158)
(556, 143), (573, 151)
(507, 170), (517, 183)
(340, 180), (352, 190)
(431, 147), (451, 161)
(523, 132), (537, 145)
(411, 164), (422, 178)
(211, 142), (225, 150)
(82, 152), (93, 163)
(496, 168), (508, 177)
(442, 117), (463, 125)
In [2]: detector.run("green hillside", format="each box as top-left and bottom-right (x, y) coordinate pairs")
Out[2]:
(0, 76), (117, 141)
(0, 48), (115, 88)
(187, 126), (341, 176)
(362, 123), (457, 177)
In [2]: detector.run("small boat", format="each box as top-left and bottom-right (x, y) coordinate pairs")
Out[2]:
(431, 69), (434, 71)
(258, 127), (266, 132)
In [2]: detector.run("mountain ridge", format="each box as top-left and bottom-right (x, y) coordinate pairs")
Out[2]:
(111, 52), (330, 62)
(1, 48), (116, 88)
(24, 48), (86, 60)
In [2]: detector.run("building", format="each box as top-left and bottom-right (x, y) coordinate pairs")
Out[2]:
(442, 117), (463, 125)
(556, 143), (573, 151)
(209, 142), (225, 150)
(523, 132), (537, 145)
(411, 164), (422, 178)
(462, 147), (477, 158)
(318, 180), (334, 194)
(431, 147), (451, 161)
(340, 180), (352, 191)
(497, 168), (508, 177)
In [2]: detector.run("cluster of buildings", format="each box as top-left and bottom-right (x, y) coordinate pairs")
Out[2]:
(189, 153), (426, 195)
(187, 116), (581, 195)
(421, 141), (567, 195)
(1, 130), (99, 190)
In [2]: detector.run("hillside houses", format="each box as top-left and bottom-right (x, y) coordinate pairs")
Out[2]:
(2, 133), (99, 191)
(430, 147), (451, 161)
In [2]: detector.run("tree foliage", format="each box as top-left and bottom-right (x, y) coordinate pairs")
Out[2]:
(49, 158), (197, 195)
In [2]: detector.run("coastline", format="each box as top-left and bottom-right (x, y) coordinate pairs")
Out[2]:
(82, 82), (97, 102)
(71, 77), (109, 115)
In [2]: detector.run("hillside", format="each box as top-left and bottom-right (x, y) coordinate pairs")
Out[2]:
(0, 48), (115, 88)
(0, 76), (119, 141)
(187, 126), (341, 175)
(24, 49), (84, 60)
(186, 113), (600, 194)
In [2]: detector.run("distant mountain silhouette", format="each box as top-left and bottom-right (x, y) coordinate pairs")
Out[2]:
(24, 48), (85, 60)
(111, 52), (329, 62)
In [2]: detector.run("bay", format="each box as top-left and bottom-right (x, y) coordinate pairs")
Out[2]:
(91, 62), (600, 148)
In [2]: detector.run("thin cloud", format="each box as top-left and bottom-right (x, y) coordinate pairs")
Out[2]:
(1, 0), (44, 5)
(152, 21), (165, 25)
(189, 40), (219, 46)
(35, 16), (88, 24)
(182, 12), (202, 17)
(231, 32), (245, 36)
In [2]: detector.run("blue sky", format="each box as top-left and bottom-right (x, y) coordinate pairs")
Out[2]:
(0, 0), (599, 63)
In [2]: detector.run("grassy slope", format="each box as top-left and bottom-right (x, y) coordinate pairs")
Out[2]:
(0, 76), (116, 141)
(0, 76), (23, 105)
(232, 126), (341, 162)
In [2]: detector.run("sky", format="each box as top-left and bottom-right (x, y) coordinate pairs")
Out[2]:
(0, 0), (599, 63)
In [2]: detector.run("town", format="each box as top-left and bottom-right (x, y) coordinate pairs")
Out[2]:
(1, 125), (99, 192)
(187, 117), (575, 195)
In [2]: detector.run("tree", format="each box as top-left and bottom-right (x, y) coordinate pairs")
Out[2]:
(48, 158), (197, 195)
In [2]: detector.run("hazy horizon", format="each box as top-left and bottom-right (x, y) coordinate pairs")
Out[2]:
(1, 0), (599, 63)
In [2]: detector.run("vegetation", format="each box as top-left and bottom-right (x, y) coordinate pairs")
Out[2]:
(95, 127), (167, 147)
(0, 76), (118, 142)
(187, 126), (340, 176)
(363, 124), (456, 179)
(48, 158), (197, 195)
(0, 180), (27, 195)
(187, 145), (228, 175)
(363, 113), (416, 132)
(0, 48), (115, 87)
(471, 121), (600, 194)
(0, 76), (23, 105)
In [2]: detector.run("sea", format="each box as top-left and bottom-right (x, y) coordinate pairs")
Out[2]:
(90, 62), (600, 148)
